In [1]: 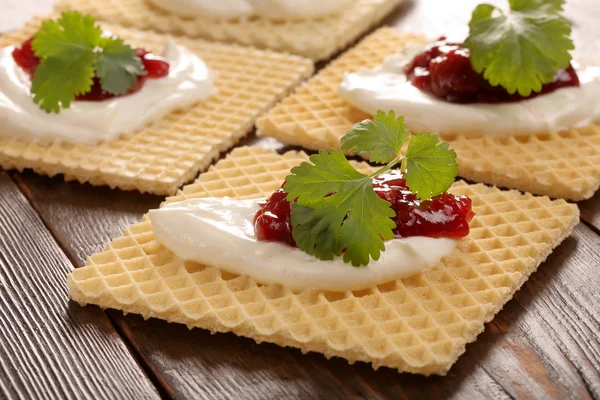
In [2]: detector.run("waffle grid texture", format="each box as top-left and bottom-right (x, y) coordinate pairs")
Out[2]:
(0, 16), (314, 195)
(68, 147), (579, 375)
(256, 28), (600, 201)
(55, 0), (403, 61)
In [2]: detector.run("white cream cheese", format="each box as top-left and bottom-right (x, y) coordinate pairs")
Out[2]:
(0, 39), (213, 145)
(148, 197), (458, 292)
(148, 0), (353, 20)
(339, 43), (600, 137)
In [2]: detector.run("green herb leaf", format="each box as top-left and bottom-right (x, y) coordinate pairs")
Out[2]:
(464, 0), (573, 96)
(31, 51), (96, 113)
(404, 133), (458, 200)
(285, 149), (371, 207)
(284, 112), (459, 266)
(32, 11), (102, 59)
(29, 11), (143, 112)
(340, 110), (410, 163)
(509, 0), (565, 13)
(285, 149), (396, 266)
(96, 37), (143, 95)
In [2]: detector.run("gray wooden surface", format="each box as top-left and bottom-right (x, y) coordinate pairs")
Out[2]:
(1, 1), (599, 399)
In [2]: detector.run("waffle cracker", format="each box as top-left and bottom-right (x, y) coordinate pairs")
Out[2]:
(256, 28), (600, 201)
(68, 146), (579, 375)
(54, 0), (402, 61)
(0, 16), (313, 195)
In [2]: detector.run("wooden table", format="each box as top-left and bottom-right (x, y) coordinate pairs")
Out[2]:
(1, 1), (599, 399)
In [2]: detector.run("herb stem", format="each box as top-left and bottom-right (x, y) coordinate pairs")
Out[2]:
(367, 156), (402, 179)
(400, 157), (408, 173)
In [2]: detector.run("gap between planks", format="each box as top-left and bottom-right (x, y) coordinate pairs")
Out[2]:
(12, 168), (600, 400)
(0, 172), (161, 399)
(10, 172), (173, 399)
(10, 171), (516, 400)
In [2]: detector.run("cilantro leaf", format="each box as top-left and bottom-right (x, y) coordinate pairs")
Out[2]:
(289, 205), (345, 261)
(96, 37), (143, 95)
(29, 11), (101, 112)
(31, 52), (96, 113)
(404, 133), (458, 200)
(283, 112), (460, 266)
(510, 0), (565, 13)
(285, 149), (396, 266)
(464, 0), (573, 96)
(285, 149), (368, 207)
(32, 11), (101, 59)
(340, 110), (410, 163)
(28, 12), (144, 112)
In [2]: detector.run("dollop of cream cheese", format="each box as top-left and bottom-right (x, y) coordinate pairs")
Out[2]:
(148, 197), (458, 292)
(148, 0), (353, 20)
(338, 43), (600, 137)
(0, 39), (213, 145)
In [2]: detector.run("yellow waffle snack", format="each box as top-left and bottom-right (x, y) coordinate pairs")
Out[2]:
(54, 0), (402, 61)
(68, 146), (579, 375)
(256, 28), (600, 201)
(0, 16), (313, 195)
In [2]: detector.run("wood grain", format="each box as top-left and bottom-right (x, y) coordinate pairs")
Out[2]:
(14, 173), (163, 263)
(0, 172), (159, 400)
(16, 166), (600, 400)
(14, 170), (512, 400)
(580, 189), (600, 233)
(467, 224), (600, 400)
(3, 0), (600, 398)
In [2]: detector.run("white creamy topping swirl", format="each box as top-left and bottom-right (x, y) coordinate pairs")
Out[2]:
(0, 39), (213, 145)
(338, 43), (600, 137)
(148, 197), (458, 292)
(148, 0), (353, 20)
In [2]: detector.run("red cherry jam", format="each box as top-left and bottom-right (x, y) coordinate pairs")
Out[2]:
(372, 170), (474, 238)
(404, 37), (579, 104)
(254, 170), (474, 247)
(11, 37), (39, 75)
(11, 37), (170, 102)
(254, 187), (296, 247)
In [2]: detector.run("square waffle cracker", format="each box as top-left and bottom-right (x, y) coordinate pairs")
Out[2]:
(256, 28), (600, 201)
(0, 16), (313, 195)
(68, 146), (579, 375)
(54, 0), (403, 61)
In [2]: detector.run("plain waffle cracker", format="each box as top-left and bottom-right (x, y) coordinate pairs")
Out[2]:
(68, 146), (579, 375)
(54, 0), (403, 61)
(0, 16), (313, 195)
(256, 28), (600, 201)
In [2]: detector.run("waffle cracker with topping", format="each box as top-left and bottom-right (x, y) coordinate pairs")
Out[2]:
(256, 28), (600, 201)
(54, 0), (402, 61)
(68, 146), (579, 375)
(0, 16), (313, 195)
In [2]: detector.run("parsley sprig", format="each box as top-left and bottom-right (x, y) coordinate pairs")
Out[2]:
(30, 11), (144, 113)
(464, 0), (574, 96)
(284, 111), (458, 267)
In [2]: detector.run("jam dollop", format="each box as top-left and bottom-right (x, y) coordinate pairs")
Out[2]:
(404, 37), (579, 104)
(254, 170), (474, 247)
(11, 37), (170, 102)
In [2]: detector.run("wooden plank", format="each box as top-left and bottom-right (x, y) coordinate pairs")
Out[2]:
(14, 173), (163, 264)
(467, 224), (600, 400)
(14, 171), (511, 400)
(16, 168), (600, 399)
(0, 172), (160, 399)
(580, 189), (600, 233)
(5, 0), (600, 398)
